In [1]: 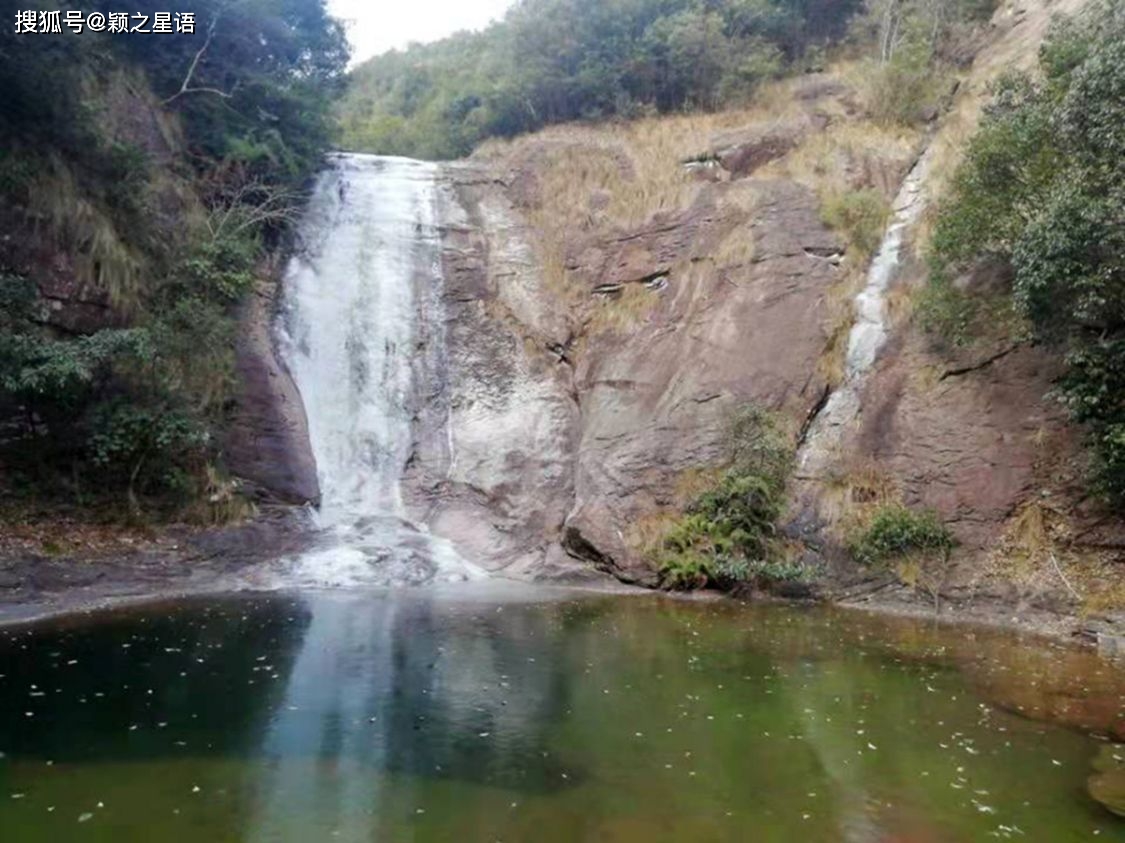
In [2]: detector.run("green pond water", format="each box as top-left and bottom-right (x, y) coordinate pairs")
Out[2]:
(2, 584), (1125, 842)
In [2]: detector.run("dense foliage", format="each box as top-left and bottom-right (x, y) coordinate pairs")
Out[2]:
(0, 0), (347, 514)
(338, 0), (865, 159)
(926, 0), (1125, 503)
(657, 406), (799, 590)
(847, 505), (954, 567)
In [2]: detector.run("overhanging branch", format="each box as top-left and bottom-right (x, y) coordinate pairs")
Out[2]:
(162, 15), (234, 106)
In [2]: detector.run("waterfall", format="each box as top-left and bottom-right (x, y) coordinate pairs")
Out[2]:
(277, 154), (479, 587)
(797, 151), (931, 476)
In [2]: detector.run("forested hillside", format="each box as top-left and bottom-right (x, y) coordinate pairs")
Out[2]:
(0, 0), (347, 518)
(924, 0), (1125, 504)
(338, 0), (995, 159)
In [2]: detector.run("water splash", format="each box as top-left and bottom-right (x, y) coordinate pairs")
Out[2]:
(277, 154), (480, 587)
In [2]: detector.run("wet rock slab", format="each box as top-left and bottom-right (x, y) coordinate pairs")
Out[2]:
(0, 507), (314, 624)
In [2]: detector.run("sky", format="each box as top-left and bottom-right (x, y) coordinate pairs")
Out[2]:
(328, 0), (517, 65)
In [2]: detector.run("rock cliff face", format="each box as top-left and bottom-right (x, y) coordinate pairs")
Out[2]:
(415, 82), (852, 582)
(222, 271), (319, 506)
(398, 167), (581, 579)
(0, 71), (320, 509)
(17, 0), (1114, 602)
(786, 0), (1114, 582)
(403, 0), (1120, 592)
(561, 180), (841, 583)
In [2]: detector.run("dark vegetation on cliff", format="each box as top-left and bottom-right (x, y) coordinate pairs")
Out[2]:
(923, 0), (1125, 505)
(0, 0), (347, 518)
(656, 406), (797, 590)
(337, 0), (996, 160)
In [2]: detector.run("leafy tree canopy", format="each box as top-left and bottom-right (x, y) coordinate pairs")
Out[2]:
(338, 0), (863, 159)
(929, 0), (1125, 502)
(0, 0), (348, 512)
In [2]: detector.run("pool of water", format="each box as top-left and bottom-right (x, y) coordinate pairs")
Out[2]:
(2, 584), (1125, 841)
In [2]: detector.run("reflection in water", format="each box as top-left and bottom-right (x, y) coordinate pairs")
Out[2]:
(1, 587), (1125, 841)
(245, 591), (573, 841)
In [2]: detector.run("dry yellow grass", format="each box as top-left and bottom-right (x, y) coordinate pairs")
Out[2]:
(474, 78), (809, 331)
(815, 259), (866, 386)
(585, 282), (658, 335)
(820, 461), (900, 539)
(477, 63), (925, 364)
(475, 73), (812, 232)
(534, 230), (586, 308)
(712, 183), (759, 272)
(625, 510), (681, 557)
(978, 500), (1101, 609)
(624, 465), (726, 555)
(883, 281), (916, 327)
(29, 158), (143, 308)
(765, 119), (920, 201)
(673, 466), (725, 504)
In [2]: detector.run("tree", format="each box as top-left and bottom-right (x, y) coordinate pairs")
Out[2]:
(928, 0), (1125, 501)
(338, 0), (868, 159)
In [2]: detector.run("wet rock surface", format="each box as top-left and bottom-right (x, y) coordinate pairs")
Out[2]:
(399, 164), (586, 581)
(0, 507), (314, 623)
(223, 274), (320, 506)
(421, 160), (841, 583)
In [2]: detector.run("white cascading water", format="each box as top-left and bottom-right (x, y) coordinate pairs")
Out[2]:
(278, 154), (479, 587)
(797, 151), (931, 475)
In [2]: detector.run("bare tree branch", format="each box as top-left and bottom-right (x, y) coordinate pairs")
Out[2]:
(205, 179), (305, 242)
(162, 15), (234, 106)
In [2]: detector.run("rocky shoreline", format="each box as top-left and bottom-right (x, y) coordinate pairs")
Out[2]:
(3, 510), (1122, 658)
(0, 507), (314, 626)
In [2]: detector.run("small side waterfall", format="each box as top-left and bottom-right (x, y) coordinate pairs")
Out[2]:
(278, 154), (479, 587)
(797, 152), (931, 475)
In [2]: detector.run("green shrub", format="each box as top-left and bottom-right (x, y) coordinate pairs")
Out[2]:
(914, 273), (1027, 350)
(926, 0), (1125, 504)
(848, 505), (955, 566)
(181, 231), (259, 303)
(741, 558), (810, 584)
(88, 401), (208, 503)
(656, 405), (796, 590)
(1061, 339), (1125, 500)
(659, 545), (713, 591)
(914, 276), (979, 347)
(0, 274), (152, 402)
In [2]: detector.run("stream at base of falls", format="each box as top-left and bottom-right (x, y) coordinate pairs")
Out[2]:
(2, 587), (1125, 842)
